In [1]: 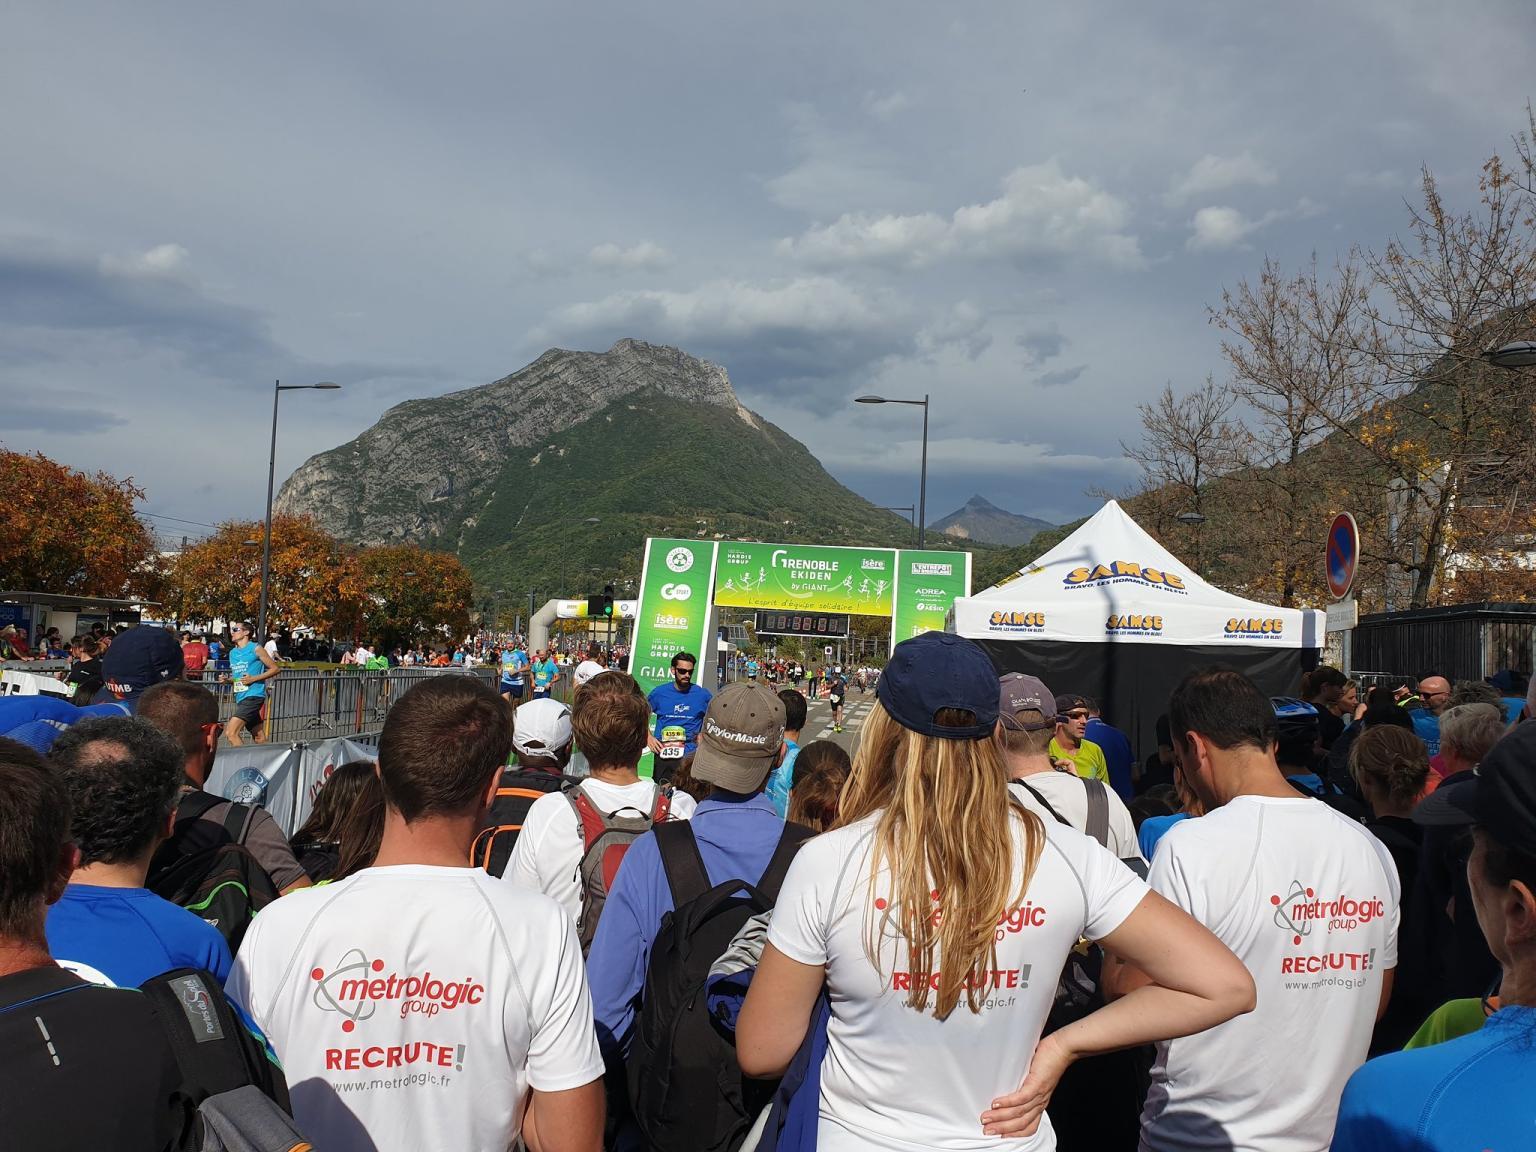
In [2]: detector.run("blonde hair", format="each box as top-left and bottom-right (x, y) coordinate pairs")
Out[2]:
(838, 701), (1043, 1019)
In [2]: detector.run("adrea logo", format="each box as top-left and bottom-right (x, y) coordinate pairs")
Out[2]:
(311, 949), (485, 1032)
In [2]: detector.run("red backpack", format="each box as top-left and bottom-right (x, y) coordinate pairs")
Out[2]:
(564, 781), (673, 952)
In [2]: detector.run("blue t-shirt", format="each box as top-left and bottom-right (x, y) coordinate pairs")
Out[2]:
(1137, 812), (1192, 862)
(1411, 708), (1441, 757)
(46, 884), (232, 989)
(228, 642), (266, 700)
(765, 739), (801, 818)
(1331, 1005), (1536, 1151)
(1085, 718), (1135, 800)
(500, 649), (528, 684)
(532, 658), (558, 692)
(0, 696), (131, 753)
(646, 682), (713, 755)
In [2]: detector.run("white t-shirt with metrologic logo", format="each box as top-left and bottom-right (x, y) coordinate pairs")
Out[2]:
(1139, 796), (1400, 1152)
(227, 864), (604, 1152)
(769, 809), (1148, 1152)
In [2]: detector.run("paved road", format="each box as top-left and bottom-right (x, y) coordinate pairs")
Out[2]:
(800, 690), (877, 758)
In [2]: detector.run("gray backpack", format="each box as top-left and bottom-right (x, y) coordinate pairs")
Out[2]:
(564, 781), (674, 952)
(195, 1086), (310, 1152)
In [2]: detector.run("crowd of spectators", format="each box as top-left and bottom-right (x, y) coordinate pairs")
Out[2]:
(3, 624), (1535, 1150)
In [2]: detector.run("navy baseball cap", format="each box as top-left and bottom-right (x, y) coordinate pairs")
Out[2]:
(101, 625), (185, 698)
(876, 632), (998, 740)
(1414, 721), (1536, 858)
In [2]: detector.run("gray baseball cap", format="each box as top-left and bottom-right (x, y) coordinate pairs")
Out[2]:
(999, 673), (1057, 731)
(691, 682), (786, 794)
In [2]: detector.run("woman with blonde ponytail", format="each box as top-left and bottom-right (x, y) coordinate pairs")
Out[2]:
(738, 633), (1254, 1149)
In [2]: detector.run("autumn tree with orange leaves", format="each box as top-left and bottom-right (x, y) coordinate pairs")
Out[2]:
(169, 517), (365, 632)
(0, 450), (155, 596)
(342, 545), (475, 650)
(167, 522), (471, 645)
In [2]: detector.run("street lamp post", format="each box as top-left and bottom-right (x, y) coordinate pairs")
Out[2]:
(1175, 510), (1207, 576)
(856, 394), (930, 548)
(258, 380), (340, 644)
(1484, 341), (1536, 369)
(881, 505), (917, 545)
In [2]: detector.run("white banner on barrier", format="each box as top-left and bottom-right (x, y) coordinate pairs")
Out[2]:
(206, 745), (302, 834)
(205, 738), (380, 837)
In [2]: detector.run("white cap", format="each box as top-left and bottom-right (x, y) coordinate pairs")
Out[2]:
(573, 660), (607, 687)
(512, 698), (572, 758)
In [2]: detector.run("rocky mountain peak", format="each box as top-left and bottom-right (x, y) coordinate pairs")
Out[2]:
(273, 340), (744, 545)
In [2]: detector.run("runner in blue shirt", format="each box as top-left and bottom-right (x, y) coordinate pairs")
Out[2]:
(645, 651), (713, 764)
(500, 645), (530, 703)
(531, 649), (560, 699)
(223, 621), (279, 746)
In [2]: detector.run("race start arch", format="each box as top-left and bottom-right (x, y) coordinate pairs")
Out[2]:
(626, 538), (971, 697)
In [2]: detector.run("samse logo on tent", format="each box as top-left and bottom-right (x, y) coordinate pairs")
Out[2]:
(989, 610), (1046, 632)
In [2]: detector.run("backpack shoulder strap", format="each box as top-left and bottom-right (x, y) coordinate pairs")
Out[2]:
(221, 802), (256, 847)
(1014, 780), (1073, 829)
(650, 784), (673, 824)
(655, 820), (711, 908)
(564, 785), (609, 852)
(1082, 778), (1110, 848)
(175, 788), (227, 826)
(755, 823), (815, 903)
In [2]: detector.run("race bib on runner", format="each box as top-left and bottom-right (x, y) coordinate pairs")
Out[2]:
(658, 724), (687, 759)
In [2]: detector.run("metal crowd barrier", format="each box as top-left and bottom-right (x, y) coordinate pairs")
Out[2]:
(192, 665), (501, 744)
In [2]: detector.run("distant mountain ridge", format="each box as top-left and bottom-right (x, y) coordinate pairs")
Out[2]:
(930, 494), (1055, 546)
(275, 340), (944, 596)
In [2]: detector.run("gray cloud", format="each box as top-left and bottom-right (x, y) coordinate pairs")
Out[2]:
(4, 0), (1533, 530)
(1037, 364), (1088, 389)
(4, 396), (128, 435)
(1017, 324), (1068, 365)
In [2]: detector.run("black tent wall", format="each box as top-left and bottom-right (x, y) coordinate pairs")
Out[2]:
(973, 639), (1316, 763)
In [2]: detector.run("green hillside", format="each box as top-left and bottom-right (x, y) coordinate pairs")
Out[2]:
(445, 389), (971, 606)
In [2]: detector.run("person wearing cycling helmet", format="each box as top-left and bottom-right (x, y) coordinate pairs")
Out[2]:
(1273, 697), (1370, 822)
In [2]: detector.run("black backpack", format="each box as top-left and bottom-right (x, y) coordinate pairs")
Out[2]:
(627, 821), (813, 1152)
(139, 967), (311, 1151)
(1011, 777), (1149, 1026)
(147, 792), (282, 953)
(469, 768), (576, 876)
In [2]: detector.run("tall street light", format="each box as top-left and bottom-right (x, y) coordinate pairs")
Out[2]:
(1484, 341), (1536, 369)
(856, 394), (930, 548)
(881, 505), (917, 545)
(258, 380), (340, 643)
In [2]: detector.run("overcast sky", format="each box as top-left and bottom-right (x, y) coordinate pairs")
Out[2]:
(5, 1), (1533, 545)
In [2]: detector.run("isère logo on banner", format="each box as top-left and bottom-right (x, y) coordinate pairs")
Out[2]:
(659, 583), (692, 601)
(665, 547), (694, 573)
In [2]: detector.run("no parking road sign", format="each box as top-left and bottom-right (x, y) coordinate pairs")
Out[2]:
(1326, 512), (1359, 600)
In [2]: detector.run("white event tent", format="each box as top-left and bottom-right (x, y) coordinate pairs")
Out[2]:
(956, 500), (1325, 760)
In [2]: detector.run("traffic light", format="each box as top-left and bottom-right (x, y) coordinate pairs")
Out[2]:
(587, 585), (615, 619)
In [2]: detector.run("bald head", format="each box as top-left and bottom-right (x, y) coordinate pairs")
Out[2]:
(1417, 675), (1452, 716)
